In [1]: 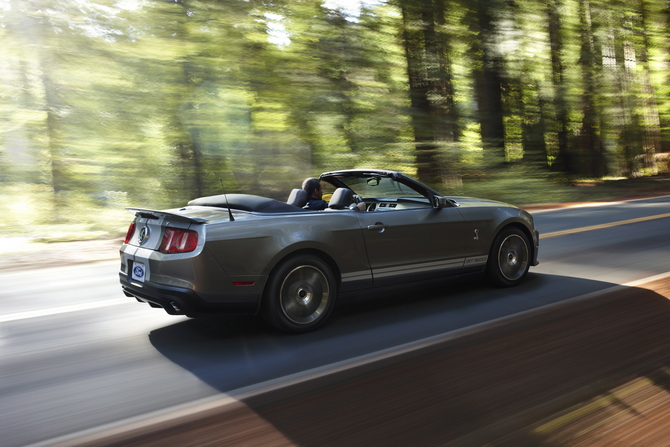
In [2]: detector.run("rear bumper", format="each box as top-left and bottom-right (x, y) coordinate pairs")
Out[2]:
(120, 274), (259, 316)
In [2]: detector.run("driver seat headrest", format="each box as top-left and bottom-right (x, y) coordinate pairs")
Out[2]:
(328, 188), (354, 209)
(287, 189), (309, 208)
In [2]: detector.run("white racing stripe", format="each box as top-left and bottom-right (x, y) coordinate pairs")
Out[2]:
(0, 298), (130, 323)
(28, 270), (670, 447)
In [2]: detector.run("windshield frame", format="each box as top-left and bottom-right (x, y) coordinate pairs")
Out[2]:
(324, 175), (424, 199)
(319, 169), (442, 202)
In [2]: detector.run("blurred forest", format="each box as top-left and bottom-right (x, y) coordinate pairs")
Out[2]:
(1, 0), (670, 240)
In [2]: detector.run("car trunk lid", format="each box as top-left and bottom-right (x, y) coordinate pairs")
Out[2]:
(125, 206), (232, 251)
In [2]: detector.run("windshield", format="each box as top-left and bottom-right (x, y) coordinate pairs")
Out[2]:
(331, 176), (424, 198)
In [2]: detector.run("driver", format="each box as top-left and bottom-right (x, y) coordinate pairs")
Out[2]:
(302, 178), (367, 211)
(302, 178), (329, 210)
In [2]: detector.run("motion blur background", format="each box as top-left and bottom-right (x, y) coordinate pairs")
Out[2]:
(1, 0), (669, 243)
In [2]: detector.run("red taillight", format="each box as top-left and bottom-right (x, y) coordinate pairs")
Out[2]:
(159, 228), (198, 254)
(124, 222), (136, 244)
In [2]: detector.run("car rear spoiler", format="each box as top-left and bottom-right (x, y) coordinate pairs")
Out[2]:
(126, 208), (208, 224)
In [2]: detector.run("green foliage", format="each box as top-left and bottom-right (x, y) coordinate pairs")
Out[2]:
(0, 0), (669, 241)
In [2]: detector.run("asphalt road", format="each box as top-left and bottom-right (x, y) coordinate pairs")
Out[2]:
(1, 195), (669, 446)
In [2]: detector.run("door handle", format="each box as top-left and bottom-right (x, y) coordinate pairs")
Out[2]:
(367, 223), (389, 233)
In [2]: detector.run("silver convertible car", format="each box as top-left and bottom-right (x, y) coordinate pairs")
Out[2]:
(120, 169), (539, 332)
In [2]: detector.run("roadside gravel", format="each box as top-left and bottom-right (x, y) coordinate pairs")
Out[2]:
(0, 238), (121, 272)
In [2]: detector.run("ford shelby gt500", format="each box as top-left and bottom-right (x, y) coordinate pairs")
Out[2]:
(120, 169), (539, 333)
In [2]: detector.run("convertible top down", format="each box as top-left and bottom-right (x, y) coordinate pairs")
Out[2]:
(120, 169), (539, 332)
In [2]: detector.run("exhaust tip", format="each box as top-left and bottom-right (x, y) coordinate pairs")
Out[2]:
(170, 302), (182, 312)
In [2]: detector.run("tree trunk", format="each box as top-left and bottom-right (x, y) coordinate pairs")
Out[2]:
(399, 0), (459, 186)
(578, 0), (605, 177)
(637, 0), (662, 170)
(471, 0), (506, 162)
(547, 0), (572, 173)
(400, 0), (441, 185)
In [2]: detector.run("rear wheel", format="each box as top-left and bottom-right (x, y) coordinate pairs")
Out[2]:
(486, 227), (530, 287)
(261, 254), (337, 333)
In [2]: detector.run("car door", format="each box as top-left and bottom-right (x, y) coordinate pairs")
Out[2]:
(355, 204), (467, 287)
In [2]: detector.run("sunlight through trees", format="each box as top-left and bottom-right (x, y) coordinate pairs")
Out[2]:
(1, 0), (669, 239)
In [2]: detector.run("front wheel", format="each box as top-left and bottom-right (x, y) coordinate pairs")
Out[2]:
(261, 254), (337, 333)
(486, 227), (530, 287)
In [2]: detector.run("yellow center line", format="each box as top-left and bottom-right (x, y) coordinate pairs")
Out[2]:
(542, 213), (670, 239)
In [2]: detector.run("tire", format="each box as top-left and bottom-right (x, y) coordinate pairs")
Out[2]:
(261, 254), (337, 333)
(486, 227), (531, 287)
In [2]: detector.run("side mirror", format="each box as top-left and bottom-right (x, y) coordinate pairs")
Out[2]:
(433, 196), (449, 209)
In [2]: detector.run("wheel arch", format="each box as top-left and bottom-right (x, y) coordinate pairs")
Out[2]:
(260, 247), (342, 300)
(498, 221), (536, 261)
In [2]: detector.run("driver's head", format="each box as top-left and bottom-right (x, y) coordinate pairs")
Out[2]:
(302, 178), (322, 199)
